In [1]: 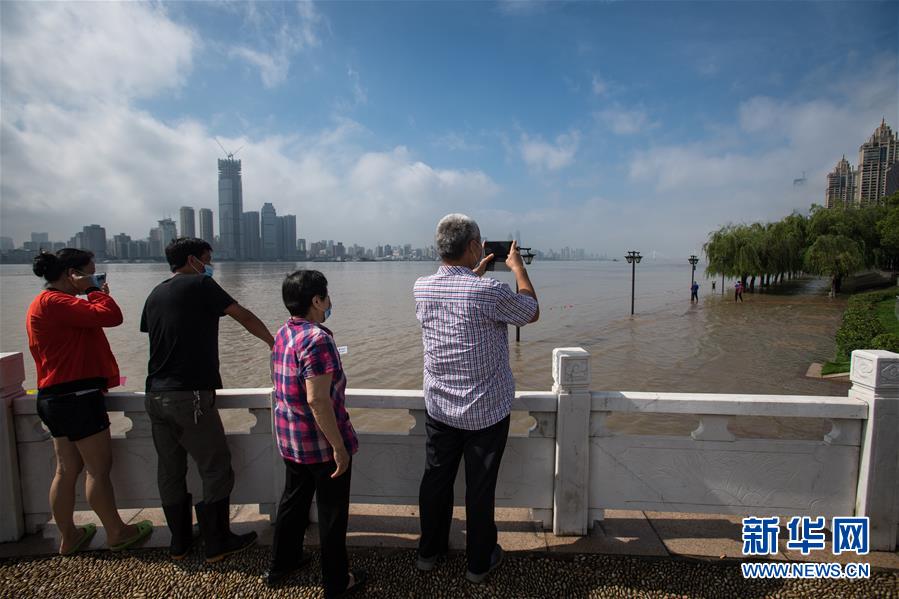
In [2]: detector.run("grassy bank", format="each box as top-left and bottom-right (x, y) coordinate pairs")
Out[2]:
(823, 286), (899, 375)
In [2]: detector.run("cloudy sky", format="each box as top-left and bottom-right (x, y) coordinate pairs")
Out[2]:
(1, 1), (896, 256)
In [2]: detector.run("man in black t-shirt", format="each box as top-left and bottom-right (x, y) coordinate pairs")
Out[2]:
(141, 238), (274, 563)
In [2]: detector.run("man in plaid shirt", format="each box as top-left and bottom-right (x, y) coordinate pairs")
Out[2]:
(266, 270), (365, 597)
(414, 214), (539, 584)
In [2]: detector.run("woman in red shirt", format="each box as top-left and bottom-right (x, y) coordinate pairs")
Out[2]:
(27, 249), (152, 555)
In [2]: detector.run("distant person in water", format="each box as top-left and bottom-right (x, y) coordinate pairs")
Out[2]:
(690, 281), (699, 302)
(734, 280), (744, 302)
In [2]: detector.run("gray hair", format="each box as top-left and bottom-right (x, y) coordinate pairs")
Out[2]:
(435, 213), (480, 261)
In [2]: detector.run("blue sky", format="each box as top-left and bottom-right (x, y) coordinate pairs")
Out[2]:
(1, 1), (897, 255)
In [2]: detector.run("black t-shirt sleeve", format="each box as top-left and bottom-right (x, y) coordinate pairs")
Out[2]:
(201, 276), (236, 316)
(139, 300), (149, 333)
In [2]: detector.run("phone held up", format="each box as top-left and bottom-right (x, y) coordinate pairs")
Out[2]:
(483, 241), (512, 272)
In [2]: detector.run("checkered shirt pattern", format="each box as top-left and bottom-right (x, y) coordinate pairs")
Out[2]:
(271, 317), (358, 464)
(414, 265), (539, 430)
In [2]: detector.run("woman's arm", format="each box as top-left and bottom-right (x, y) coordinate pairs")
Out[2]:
(305, 373), (350, 478)
(45, 291), (123, 328)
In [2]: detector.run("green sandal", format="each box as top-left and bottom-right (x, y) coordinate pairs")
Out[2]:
(109, 520), (154, 551)
(60, 523), (97, 556)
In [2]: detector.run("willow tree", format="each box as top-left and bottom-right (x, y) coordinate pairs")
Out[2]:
(803, 234), (865, 297)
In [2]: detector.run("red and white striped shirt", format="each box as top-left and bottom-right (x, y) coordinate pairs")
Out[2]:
(413, 265), (538, 430)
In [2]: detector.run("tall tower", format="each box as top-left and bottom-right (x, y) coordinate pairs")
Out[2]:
(261, 202), (278, 260)
(179, 206), (196, 239)
(241, 211), (261, 260)
(157, 218), (178, 248)
(825, 155), (856, 209)
(218, 157), (243, 259)
(856, 119), (898, 206)
(198, 208), (214, 244)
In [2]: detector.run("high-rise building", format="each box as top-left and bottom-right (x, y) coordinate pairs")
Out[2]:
(261, 202), (278, 260)
(0, 237), (14, 251)
(297, 238), (307, 260)
(825, 155), (857, 209)
(199, 208), (214, 244)
(856, 119), (898, 206)
(113, 234), (132, 259)
(179, 206), (196, 239)
(82, 225), (107, 259)
(157, 218), (178, 249)
(241, 211), (261, 260)
(149, 228), (164, 257)
(886, 162), (899, 197)
(218, 158), (243, 259)
(278, 215), (297, 260)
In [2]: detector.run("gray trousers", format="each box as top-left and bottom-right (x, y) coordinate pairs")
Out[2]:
(145, 390), (235, 506)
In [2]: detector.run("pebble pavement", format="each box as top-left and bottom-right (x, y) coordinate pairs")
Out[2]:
(2, 546), (898, 598)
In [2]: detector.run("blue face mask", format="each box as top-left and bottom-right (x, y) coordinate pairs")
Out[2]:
(324, 306), (332, 321)
(192, 258), (213, 277)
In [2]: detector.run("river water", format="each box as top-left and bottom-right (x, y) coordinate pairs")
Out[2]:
(1, 261), (850, 438)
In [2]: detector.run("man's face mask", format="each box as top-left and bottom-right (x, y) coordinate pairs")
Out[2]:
(192, 257), (213, 277)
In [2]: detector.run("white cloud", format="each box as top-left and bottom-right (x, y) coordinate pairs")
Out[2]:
(0, 2), (499, 248)
(595, 105), (654, 135)
(0, 2), (195, 107)
(433, 132), (484, 152)
(519, 131), (580, 171)
(228, 1), (323, 88)
(591, 73), (608, 96)
(627, 61), (898, 233)
(347, 67), (368, 106)
(229, 47), (290, 88)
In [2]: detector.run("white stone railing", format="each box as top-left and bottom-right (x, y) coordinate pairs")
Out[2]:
(1, 347), (897, 551)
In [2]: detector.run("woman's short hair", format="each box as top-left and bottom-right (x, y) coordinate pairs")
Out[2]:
(32, 249), (94, 282)
(435, 213), (480, 261)
(282, 270), (328, 317)
(165, 237), (213, 272)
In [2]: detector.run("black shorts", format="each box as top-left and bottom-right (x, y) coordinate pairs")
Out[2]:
(36, 390), (110, 442)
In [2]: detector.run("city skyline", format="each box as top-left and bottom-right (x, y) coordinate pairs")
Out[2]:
(1, 2), (896, 257)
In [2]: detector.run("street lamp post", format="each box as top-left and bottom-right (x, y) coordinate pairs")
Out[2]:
(515, 247), (535, 342)
(625, 250), (642, 315)
(688, 255), (699, 300)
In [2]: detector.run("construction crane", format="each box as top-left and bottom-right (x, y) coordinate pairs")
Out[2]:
(793, 171), (807, 186)
(214, 137), (244, 160)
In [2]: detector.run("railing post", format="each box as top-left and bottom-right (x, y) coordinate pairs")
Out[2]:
(851, 349), (899, 551)
(0, 353), (27, 541)
(551, 347), (591, 536)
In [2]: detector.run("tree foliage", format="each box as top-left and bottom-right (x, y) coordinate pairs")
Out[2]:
(702, 192), (899, 293)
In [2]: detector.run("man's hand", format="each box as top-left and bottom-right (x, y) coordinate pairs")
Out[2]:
(473, 247), (495, 277)
(331, 446), (350, 478)
(506, 240), (525, 272)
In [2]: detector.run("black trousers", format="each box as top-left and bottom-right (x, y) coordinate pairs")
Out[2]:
(271, 457), (352, 596)
(418, 413), (510, 574)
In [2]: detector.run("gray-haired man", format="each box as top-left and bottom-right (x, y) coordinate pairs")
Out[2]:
(413, 214), (539, 583)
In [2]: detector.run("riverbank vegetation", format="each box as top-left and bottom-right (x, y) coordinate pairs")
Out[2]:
(822, 286), (899, 375)
(703, 192), (899, 297)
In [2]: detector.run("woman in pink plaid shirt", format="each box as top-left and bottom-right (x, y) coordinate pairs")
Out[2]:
(266, 270), (365, 598)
